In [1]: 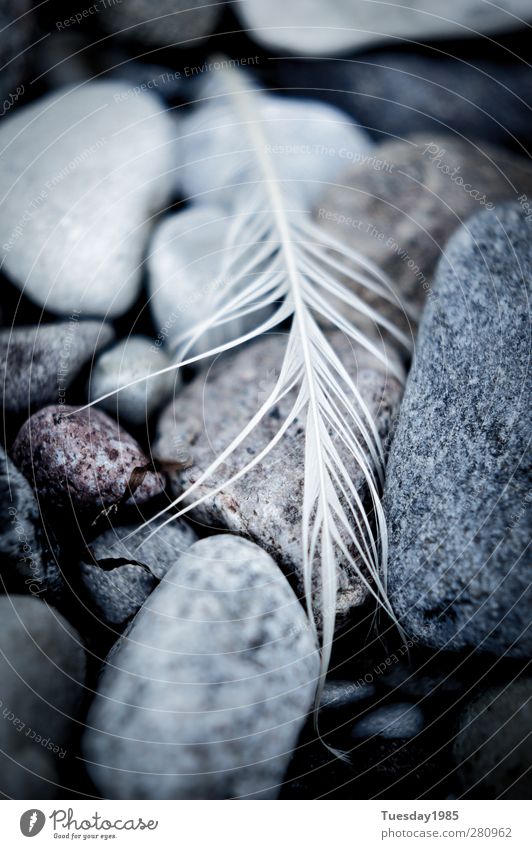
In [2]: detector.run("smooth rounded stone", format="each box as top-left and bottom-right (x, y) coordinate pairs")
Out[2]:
(79, 516), (197, 628)
(0, 445), (47, 592)
(352, 703), (425, 740)
(148, 205), (270, 357)
(154, 332), (404, 626)
(454, 680), (532, 799)
(380, 662), (463, 700)
(315, 134), (532, 325)
(0, 0), (32, 102)
(83, 535), (320, 799)
(0, 82), (177, 317)
(98, 0), (221, 48)
(1, 320), (114, 415)
(235, 0), (532, 55)
(268, 53), (532, 154)
(88, 335), (176, 425)
(320, 680), (376, 711)
(11, 405), (164, 516)
(181, 77), (373, 207)
(385, 204), (532, 656)
(0, 595), (85, 799)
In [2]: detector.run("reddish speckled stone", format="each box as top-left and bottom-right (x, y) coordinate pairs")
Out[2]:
(11, 405), (163, 515)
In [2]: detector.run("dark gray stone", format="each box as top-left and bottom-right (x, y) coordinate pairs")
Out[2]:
(79, 516), (197, 628)
(0, 595), (85, 799)
(352, 703), (425, 740)
(315, 135), (532, 324)
(0, 445), (45, 590)
(453, 679), (532, 799)
(272, 53), (532, 154)
(320, 679), (376, 710)
(385, 204), (532, 655)
(11, 405), (164, 516)
(0, 321), (114, 415)
(0, 1), (32, 103)
(83, 535), (319, 799)
(155, 333), (405, 626)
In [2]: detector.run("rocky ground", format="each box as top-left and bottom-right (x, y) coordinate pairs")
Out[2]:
(0, 0), (530, 800)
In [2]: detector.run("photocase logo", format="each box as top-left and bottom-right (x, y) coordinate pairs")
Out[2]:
(20, 810), (46, 837)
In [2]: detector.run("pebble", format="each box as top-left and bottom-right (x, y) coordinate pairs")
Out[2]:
(320, 680), (376, 711)
(454, 680), (532, 799)
(352, 703), (425, 740)
(385, 204), (532, 656)
(234, 0), (532, 54)
(98, 0), (222, 48)
(155, 332), (404, 626)
(181, 79), (373, 207)
(79, 516), (197, 628)
(88, 335), (176, 425)
(0, 82), (177, 317)
(270, 53), (532, 154)
(0, 0), (32, 103)
(83, 535), (319, 799)
(0, 595), (85, 798)
(148, 205), (271, 357)
(11, 405), (164, 517)
(1, 320), (114, 415)
(315, 134), (532, 324)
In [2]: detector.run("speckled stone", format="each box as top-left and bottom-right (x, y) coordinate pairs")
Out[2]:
(1, 320), (114, 415)
(83, 535), (319, 799)
(79, 516), (197, 628)
(454, 680), (532, 799)
(269, 53), (532, 153)
(88, 335), (176, 425)
(385, 204), (532, 655)
(0, 82), (176, 317)
(320, 679), (376, 711)
(315, 135), (532, 324)
(155, 333), (404, 626)
(0, 595), (85, 799)
(98, 0), (221, 48)
(11, 405), (163, 516)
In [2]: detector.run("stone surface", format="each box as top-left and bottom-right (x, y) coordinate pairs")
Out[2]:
(98, 0), (221, 48)
(83, 535), (319, 799)
(235, 0), (532, 55)
(155, 332), (404, 624)
(0, 82), (177, 317)
(79, 516), (197, 628)
(269, 53), (532, 154)
(352, 703), (425, 740)
(181, 77), (373, 207)
(89, 335), (175, 425)
(0, 595), (85, 799)
(0, 1), (32, 103)
(454, 680), (532, 799)
(315, 134), (532, 324)
(11, 405), (164, 516)
(320, 679), (376, 711)
(0, 445), (48, 594)
(385, 204), (532, 655)
(148, 205), (271, 356)
(1, 320), (114, 415)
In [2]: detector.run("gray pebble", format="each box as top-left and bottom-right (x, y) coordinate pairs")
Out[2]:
(0, 1), (32, 103)
(11, 405), (164, 516)
(0, 82), (177, 317)
(155, 333), (404, 627)
(98, 0), (222, 48)
(83, 534), (319, 799)
(0, 595), (85, 798)
(79, 516), (197, 628)
(89, 335), (176, 425)
(385, 204), (532, 655)
(315, 135), (532, 325)
(454, 680), (532, 799)
(1, 320), (114, 415)
(352, 703), (425, 740)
